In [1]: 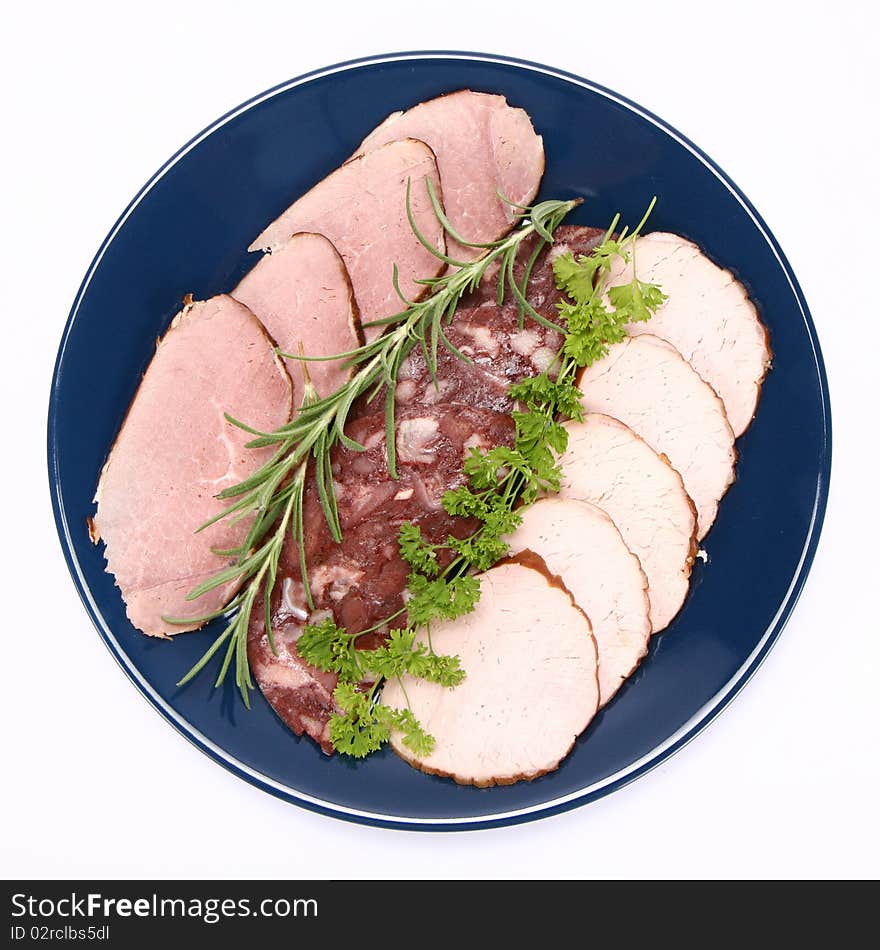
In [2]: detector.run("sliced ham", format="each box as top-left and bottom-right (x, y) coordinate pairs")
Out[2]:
(610, 231), (771, 436)
(558, 414), (698, 632)
(232, 232), (359, 401)
(504, 497), (651, 705)
(92, 295), (292, 636)
(356, 90), (544, 262)
(249, 139), (445, 339)
(578, 334), (736, 540)
(381, 562), (599, 786)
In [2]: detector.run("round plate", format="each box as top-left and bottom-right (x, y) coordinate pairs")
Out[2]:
(48, 51), (831, 830)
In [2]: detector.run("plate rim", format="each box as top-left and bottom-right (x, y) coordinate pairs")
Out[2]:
(47, 49), (832, 831)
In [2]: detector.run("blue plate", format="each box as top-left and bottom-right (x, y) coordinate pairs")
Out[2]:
(48, 52), (831, 830)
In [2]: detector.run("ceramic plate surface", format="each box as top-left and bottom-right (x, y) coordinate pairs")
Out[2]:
(48, 51), (830, 830)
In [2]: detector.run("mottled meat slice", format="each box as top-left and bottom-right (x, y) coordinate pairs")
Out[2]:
(356, 90), (544, 262)
(249, 139), (445, 339)
(349, 225), (607, 419)
(381, 562), (599, 787)
(578, 334), (736, 539)
(393, 304), (563, 414)
(504, 498), (651, 705)
(558, 414), (698, 632)
(463, 223), (607, 312)
(232, 232), (360, 402)
(248, 403), (515, 752)
(92, 296), (292, 636)
(608, 232), (771, 436)
(522, 224), (608, 312)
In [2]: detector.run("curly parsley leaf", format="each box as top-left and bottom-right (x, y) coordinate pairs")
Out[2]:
(329, 682), (439, 758)
(297, 617), (363, 681)
(608, 278), (667, 324)
(328, 685), (391, 758)
(552, 252), (601, 301)
(406, 573), (481, 627)
(508, 375), (584, 421)
(398, 522), (440, 577)
(389, 705), (436, 757)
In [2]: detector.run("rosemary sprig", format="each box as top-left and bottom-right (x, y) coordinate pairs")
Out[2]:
(173, 183), (581, 701)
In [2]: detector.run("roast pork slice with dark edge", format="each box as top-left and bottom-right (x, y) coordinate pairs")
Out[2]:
(249, 139), (445, 341)
(355, 90), (545, 262)
(91, 295), (292, 636)
(232, 232), (360, 402)
(381, 562), (599, 787)
(610, 232), (771, 436)
(558, 414), (698, 633)
(578, 334), (736, 540)
(504, 497), (651, 705)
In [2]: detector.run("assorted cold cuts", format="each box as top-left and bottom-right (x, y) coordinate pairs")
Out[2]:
(248, 403), (516, 751)
(91, 89), (769, 786)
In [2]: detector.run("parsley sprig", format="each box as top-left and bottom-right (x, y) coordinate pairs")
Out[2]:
(297, 582), (474, 758)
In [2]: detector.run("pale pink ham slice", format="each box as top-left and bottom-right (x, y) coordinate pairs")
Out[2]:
(91, 295), (292, 636)
(610, 232), (771, 436)
(381, 562), (599, 787)
(578, 334), (736, 540)
(356, 90), (544, 262)
(504, 498), (651, 705)
(558, 414), (698, 633)
(232, 232), (360, 402)
(249, 139), (445, 340)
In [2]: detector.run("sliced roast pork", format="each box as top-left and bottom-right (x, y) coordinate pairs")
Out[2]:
(578, 334), (736, 540)
(248, 403), (515, 752)
(504, 497), (651, 705)
(249, 139), (445, 338)
(356, 91), (544, 262)
(92, 295), (292, 636)
(381, 562), (599, 787)
(608, 232), (771, 436)
(232, 232), (360, 401)
(558, 414), (698, 632)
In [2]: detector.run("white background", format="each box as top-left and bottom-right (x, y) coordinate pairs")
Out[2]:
(2, 0), (877, 880)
